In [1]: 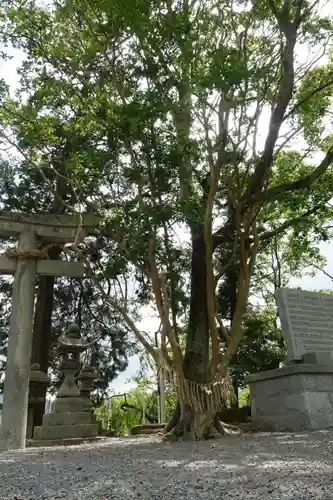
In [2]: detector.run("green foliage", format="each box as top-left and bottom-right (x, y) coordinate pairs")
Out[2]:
(296, 57), (333, 146)
(238, 386), (250, 408)
(313, 289), (333, 294)
(96, 394), (143, 436)
(95, 377), (177, 436)
(219, 307), (285, 390)
(234, 308), (284, 385)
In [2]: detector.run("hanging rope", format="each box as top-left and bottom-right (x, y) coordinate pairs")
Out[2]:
(156, 345), (235, 415)
(158, 355), (235, 415)
(4, 248), (49, 260)
(174, 372), (235, 415)
(3, 242), (67, 260)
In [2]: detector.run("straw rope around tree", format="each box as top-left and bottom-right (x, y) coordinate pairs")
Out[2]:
(156, 348), (235, 416)
(174, 372), (235, 415)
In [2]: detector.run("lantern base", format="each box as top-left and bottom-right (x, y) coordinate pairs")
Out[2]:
(33, 422), (99, 441)
(27, 436), (105, 448)
(33, 396), (98, 442)
(42, 411), (95, 426)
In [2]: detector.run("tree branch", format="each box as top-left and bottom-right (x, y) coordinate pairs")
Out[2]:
(311, 263), (333, 281)
(251, 148), (333, 204)
(258, 204), (323, 243)
(147, 233), (184, 374)
(283, 77), (333, 123)
(75, 249), (158, 363)
(222, 211), (258, 371)
(216, 314), (230, 344)
(243, 5), (297, 199)
(205, 96), (229, 374)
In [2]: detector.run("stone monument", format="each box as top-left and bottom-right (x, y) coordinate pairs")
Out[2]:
(276, 288), (333, 364)
(32, 324), (98, 444)
(0, 211), (99, 450)
(247, 288), (333, 432)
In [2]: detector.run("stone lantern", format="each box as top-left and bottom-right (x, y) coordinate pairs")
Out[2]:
(76, 366), (95, 412)
(33, 324), (99, 443)
(27, 363), (49, 439)
(56, 323), (88, 399)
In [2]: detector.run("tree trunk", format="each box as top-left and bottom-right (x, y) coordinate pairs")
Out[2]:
(30, 274), (56, 430)
(163, 225), (226, 440)
(184, 224), (210, 383)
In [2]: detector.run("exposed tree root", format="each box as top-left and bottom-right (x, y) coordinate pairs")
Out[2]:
(163, 403), (180, 434)
(214, 417), (243, 435)
(214, 416), (228, 435)
(162, 407), (197, 441)
(161, 406), (243, 441)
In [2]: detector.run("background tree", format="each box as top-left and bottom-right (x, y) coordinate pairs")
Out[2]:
(228, 308), (285, 406)
(95, 376), (178, 436)
(0, 152), (137, 427)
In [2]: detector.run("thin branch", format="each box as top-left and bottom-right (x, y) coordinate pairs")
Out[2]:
(283, 76), (333, 123)
(311, 263), (333, 281)
(205, 95), (229, 374)
(259, 203), (323, 243)
(0, 129), (76, 212)
(216, 314), (230, 344)
(76, 249), (158, 363)
(244, 7), (298, 199)
(253, 148), (333, 204)
(214, 238), (237, 284)
(147, 233), (184, 372)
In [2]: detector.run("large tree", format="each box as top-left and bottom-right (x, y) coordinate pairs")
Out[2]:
(1, 0), (333, 439)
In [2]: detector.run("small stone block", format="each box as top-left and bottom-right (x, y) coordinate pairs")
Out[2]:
(27, 436), (106, 448)
(33, 423), (98, 441)
(131, 424), (165, 435)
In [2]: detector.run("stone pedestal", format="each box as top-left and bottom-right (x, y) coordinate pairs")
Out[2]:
(247, 364), (333, 432)
(33, 324), (98, 443)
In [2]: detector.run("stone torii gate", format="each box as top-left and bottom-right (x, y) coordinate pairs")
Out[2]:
(0, 211), (99, 451)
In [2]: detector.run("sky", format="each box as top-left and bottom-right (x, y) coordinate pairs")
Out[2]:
(1, 28), (333, 394)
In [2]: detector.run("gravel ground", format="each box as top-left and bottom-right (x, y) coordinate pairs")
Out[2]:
(0, 431), (333, 499)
